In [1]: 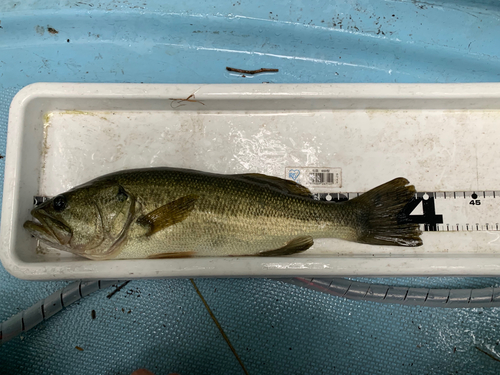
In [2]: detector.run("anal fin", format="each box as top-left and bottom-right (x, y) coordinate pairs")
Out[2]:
(258, 236), (314, 256)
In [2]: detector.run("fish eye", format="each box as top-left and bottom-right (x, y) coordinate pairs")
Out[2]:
(117, 186), (128, 202)
(53, 195), (67, 212)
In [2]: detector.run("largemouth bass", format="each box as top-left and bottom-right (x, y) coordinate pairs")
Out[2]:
(24, 168), (422, 260)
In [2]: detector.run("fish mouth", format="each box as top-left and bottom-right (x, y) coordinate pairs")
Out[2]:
(23, 210), (72, 246)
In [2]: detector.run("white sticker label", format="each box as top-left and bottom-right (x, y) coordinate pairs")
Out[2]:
(285, 167), (342, 190)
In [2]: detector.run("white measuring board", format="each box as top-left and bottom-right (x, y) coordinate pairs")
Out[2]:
(4, 83), (500, 279)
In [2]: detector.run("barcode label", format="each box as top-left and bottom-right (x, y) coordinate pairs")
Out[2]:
(309, 171), (335, 185)
(285, 167), (342, 190)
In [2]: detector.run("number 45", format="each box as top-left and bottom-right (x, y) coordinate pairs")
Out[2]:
(470, 200), (481, 205)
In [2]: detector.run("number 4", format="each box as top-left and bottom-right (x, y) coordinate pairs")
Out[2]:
(401, 196), (443, 231)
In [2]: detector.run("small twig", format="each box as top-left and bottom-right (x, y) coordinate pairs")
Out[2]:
(168, 93), (205, 107)
(476, 346), (500, 363)
(226, 67), (279, 74)
(190, 279), (249, 375)
(106, 280), (131, 299)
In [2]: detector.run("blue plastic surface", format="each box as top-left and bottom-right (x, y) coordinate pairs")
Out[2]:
(2, 0), (500, 374)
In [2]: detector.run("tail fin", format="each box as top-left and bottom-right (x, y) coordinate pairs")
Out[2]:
(350, 178), (422, 247)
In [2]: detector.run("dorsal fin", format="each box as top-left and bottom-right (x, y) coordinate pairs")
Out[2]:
(237, 173), (313, 198)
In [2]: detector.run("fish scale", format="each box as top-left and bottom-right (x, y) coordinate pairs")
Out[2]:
(118, 172), (337, 258)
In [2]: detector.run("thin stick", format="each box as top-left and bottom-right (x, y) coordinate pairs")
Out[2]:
(190, 279), (249, 375)
(106, 280), (131, 299)
(476, 346), (500, 363)
(226, 67), (279, 74)
(168, 94), (205, 105)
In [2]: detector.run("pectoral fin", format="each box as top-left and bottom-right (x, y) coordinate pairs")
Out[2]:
(258, 236), (314, 256)
(137, 195), (198, 236)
